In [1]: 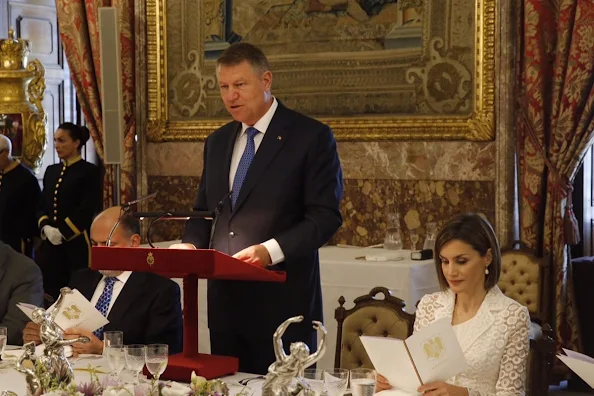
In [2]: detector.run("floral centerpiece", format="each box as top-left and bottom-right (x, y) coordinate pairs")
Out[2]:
(39, 368), (252, 396)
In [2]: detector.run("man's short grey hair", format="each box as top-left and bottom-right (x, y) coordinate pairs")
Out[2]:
(0, 135), (12, 155)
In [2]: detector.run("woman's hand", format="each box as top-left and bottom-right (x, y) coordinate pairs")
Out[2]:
(375, 373), (392, 392)
(418, 381), (468, 395)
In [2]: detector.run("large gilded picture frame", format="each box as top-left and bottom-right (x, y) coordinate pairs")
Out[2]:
(146, 0), (495, 142)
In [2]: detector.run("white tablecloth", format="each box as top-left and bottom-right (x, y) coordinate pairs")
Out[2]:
(0, 355), (265, 395)
(141, 243), (441, 370)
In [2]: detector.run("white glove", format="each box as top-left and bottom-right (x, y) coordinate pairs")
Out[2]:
(42, 225), (64, 245)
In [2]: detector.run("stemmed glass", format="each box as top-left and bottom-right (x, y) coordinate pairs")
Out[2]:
(103, 331), (123, 352)
(409, 229), (420, 250)
(0, 327), (7, 356)
(105, 345), (126, 381)
(303, 368), (324, 396)
(146, 344), (168, 381)
(324, 368), (349, 396)
(125, 344), (146, 384)
(350, 368), (377, 396)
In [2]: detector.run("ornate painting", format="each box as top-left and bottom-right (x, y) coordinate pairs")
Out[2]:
(0, 113), (24, 157)
(146, 0), (495, 141)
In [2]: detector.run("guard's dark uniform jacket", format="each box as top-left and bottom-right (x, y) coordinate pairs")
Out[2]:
(0, 160), (41, 257)
(36, 155), (101, 299)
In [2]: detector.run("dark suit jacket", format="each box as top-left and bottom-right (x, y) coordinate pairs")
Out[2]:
(183, 101), (343, 338)
(70, 269), (183, 353)
(0, 162), (41, 257)
(0, 241), (44, 344)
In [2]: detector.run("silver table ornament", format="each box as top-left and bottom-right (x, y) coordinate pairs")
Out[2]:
(16, 287), (90, 395)
(262, 316), (327, 396)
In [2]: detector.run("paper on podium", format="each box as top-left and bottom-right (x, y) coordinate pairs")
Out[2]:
(558, 349), (594, 388)
(360, 318), (468, 394)
(17, 289), (108, 333)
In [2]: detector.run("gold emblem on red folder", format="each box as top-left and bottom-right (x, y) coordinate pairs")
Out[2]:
(147, 252), (155, 267)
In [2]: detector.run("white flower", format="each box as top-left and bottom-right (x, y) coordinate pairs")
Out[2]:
(161, 381), (192, 396)
(191, 371), (207, 387)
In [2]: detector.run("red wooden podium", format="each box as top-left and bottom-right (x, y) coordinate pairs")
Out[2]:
(91, 246), (286, 380)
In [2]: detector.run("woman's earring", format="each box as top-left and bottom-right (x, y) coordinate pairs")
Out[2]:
(485, 267), (490, 275)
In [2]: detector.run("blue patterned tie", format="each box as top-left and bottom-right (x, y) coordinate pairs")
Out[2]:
(231, 127), (259, 208)
(92, 277), (117, 339)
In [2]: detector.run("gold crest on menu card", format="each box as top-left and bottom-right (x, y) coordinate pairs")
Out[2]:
(62, 304), (82, 320)
(422, 336), (446, 360)
(147, 252), (155, 267)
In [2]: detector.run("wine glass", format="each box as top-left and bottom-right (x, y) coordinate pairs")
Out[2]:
(125, 344), (146, 384)
(303, 368), (324, 396)
(350, 368), (376, 396)
(324, 368), (349, 396)
(105, 345), (126, 380)
(0, 327), (7, 356)
(146, 344), (168, 380)
(409, 229), (420, 250)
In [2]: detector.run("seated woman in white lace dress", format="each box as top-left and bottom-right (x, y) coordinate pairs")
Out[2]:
(377, 213), (530, 396)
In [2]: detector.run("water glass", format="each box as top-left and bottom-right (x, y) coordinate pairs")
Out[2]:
(125, 344), (146, 384)
(105, 345), (126, 380)
(384, 212), (403, 250)
(423, 221), (437, 250)
(0, 327), (7, 355)
(146, 344), (168, 380)
(303, 368), (324, 396)
(103, 331), (123, 351)
(350, 368), (377, 396)
(324, 368), (349, 396)
(409, 229), (420, 250)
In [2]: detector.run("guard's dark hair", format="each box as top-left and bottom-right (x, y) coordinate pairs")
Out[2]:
(58, 122), (90, 150)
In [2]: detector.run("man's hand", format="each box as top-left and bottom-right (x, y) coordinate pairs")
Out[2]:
(376, 373), (392, 392)
(232, 244), (272, 267)
(417, 381), (469, 396)
(63, 328), (103, 356)
(168, 243), (196, 250)
(22, 322), (42, 345)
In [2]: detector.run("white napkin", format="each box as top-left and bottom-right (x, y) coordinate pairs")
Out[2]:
(161, 382), (192, 396)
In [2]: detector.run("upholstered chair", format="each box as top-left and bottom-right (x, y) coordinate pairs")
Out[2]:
(498, 242), (555, 396)
(334, 287), (415, 369)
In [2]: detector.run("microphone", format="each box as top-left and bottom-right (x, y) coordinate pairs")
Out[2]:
(141, 190), (233, 248)
(106, 192), (158, 246)
(209, 190), (233, 249)
(121, 191), (157, 212)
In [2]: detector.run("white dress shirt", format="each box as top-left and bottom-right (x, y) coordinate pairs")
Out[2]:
(228, 97), (285, 265)
(89, 271), (132, 317)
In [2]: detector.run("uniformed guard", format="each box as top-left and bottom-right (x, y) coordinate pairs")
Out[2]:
(0, 134), (41, 257)
(36, 123), (102, 300)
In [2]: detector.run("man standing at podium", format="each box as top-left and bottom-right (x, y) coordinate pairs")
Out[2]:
(170, 43), (343, 374)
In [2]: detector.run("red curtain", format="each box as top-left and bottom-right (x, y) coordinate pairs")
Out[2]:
(57, 0), (136, 206)
(518, 0), (594, 355)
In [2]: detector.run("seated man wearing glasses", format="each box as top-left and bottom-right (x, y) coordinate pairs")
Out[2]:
(22, 206), (183, 355)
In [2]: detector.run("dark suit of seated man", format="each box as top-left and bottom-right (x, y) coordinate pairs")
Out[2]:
(0, 240), (43, 345)
(23, 206), (183, 355)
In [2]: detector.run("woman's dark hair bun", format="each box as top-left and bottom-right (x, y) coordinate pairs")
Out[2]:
(58, 122), (90, 148)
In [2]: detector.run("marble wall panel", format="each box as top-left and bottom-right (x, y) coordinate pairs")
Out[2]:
(147, 176), (495, 245)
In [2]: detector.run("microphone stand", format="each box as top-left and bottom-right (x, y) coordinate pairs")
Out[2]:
(137, 190), (232, 249)
(106, 192), (158, 246)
